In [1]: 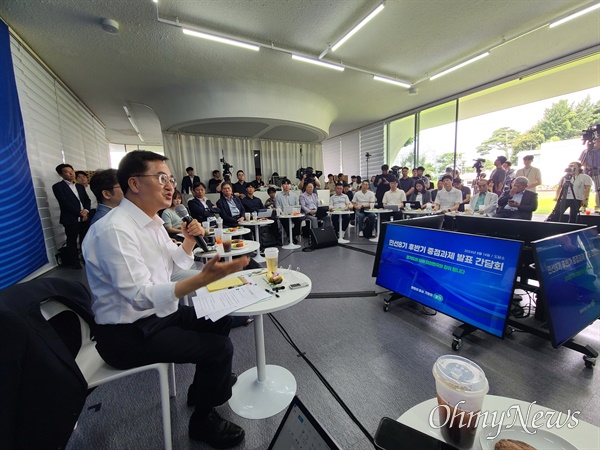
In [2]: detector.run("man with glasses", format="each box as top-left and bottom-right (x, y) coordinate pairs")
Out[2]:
(82, 151), (248, 448)
(496, 176), (538, 220)
(89, 169), (123, 224)
(468, 179), (499, 216)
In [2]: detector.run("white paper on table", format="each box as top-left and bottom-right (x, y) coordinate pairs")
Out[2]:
(192, 284), (271, 321)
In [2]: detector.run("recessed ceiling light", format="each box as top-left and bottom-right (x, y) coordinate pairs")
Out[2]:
(100, 18), (120, 34)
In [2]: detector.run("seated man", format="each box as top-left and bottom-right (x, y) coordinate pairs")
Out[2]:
(343, 183), (354, 202)
(241, 184), (264, 213)
(453, 178), (471, 212)
(89, 168), (123, 225)
(82, 150), (248, 448)
(352, 180), (376, 237)
(264, 186), (277, 209)
(188, 182), (219, 224)
(329, 182), (353, 236)
(299, 182), (332, 229)
(469, 179), (499, 216)
(251, 174), (265, 189)
(275, 178), (302, 244)
(382, 177), (406, 220)
(208, 170), (222, 193)
(433, 174), (462, 213)
(496, 176), (538, 220)
(216, 182), (246, 227)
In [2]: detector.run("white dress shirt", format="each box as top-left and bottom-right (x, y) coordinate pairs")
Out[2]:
(382, 189), (407, 205)
(82, 198), (194, 324)
(353, 189), (376, 206)
(435, 187), (463, 210)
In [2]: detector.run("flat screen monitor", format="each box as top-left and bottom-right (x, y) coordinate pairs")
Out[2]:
(532, 227), (600, 348)
(376, 226), (522, 338)
(372, 215), (445, 277)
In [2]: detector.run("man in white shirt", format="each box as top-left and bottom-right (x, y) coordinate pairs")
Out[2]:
(434, 174), (462, 213)
(551, 161), (592, 223)
(329, 182), (353, 236)
(382, 178), (406, 220)
(82, 151), (248, 448)
(275, 178), (302, 244)
(352, 180), (376, 237)
(515, 155), (542, 192)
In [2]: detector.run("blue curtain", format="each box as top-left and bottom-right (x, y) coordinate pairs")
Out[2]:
(0, 21), (48, 289)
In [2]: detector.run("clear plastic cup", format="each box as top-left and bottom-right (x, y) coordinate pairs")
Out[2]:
(252, 211), (258, 220)
(264, 248), (279, 278)
(432, 355), (489, 449)
(245, 213), (251, 221)
(222, 233), (232, 253)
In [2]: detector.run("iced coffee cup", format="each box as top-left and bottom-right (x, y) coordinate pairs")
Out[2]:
(245, 212), (251, 221)
(222, 233), (232, 253)
(264, 247), (279, 278)
(432, 355), (488, 449)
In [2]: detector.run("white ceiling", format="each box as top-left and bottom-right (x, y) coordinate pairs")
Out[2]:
(1, 0), (598, 145)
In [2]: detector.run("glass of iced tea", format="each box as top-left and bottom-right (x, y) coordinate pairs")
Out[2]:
(222, 233), (232, 253)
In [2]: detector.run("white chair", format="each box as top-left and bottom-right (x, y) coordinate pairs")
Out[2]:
(40, 300), (176, 450)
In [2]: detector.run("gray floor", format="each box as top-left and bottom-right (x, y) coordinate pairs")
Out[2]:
(44, 224), (599, 450)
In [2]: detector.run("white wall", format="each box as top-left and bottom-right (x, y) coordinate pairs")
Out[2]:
(10, 35), (110, 278)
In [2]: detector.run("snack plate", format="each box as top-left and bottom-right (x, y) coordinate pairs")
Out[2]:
(479, 426), (576, 450)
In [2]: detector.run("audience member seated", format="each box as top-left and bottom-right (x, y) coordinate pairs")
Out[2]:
(353, 180), (376, 237)
(241, 184), (264, 213)
(329, 182), (353, 237)
(216, 182), (246, 226)
(383, 177), (407, 220)
(299, 182), (332, 229)
(407, 179), (431, 207)
(181, 166), (200, 195)
(208, 170), (222, 193)
(232, 170), (250, 199)
(469, 179), (499, 216)
(453, 178), (471, 212)
(496, 176), (538, 220)
(251, 174), (265, 189)
(324, 174), (336, 194)
(275, 178), (302, 245)
(264, 187), (277, 209)
(162, 190), (185, 240)
(430, 179), (443, 203)
(350, 175), (360, 191)
(434, 174), (462, 213)
(343, 183), (354, 202)
(89, 168), (123, 225)
(189, 182), (219, 224)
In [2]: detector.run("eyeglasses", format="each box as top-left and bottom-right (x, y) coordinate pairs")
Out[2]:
(133, 174), (177, 187)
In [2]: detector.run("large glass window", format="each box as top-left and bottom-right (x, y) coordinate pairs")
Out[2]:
(418, 100), (458, 179)
(388, 115), (415, 169)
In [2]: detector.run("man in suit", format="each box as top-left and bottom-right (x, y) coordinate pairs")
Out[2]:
(496, 176), (538, 220)
(181, 166), (200, 195)
(216, 182), (246, 226)
(52, 163), (91, 269)
(188, 182), (218, 224)
(468, 179), (499, 216)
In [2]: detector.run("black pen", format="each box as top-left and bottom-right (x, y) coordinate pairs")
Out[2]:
(265, 288), (279, 298)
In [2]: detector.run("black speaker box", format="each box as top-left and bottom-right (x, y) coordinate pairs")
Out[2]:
(310, 226), (338, 249)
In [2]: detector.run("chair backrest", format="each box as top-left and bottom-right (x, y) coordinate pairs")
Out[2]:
(40, 299), (103, 384)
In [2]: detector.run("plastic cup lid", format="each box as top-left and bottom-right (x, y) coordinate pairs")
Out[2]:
(433, 355), (487, 392)
(264, 248), (278, 255)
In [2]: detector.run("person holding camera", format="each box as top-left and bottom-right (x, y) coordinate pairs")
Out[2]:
(298, 167), (321, 192)
(551, 162), (592, 223)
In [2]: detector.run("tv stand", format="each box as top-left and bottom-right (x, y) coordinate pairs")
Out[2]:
(383, 293), (405, 312)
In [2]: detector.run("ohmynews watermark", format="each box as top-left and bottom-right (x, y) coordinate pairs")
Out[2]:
(428, 401), (581, 440)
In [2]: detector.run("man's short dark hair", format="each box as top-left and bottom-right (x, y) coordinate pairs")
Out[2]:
(212, 169), (220, 176)
(327, 173), (333, 178)
(192, 181), (206, 190)
(453, 178), (462, 184)
(236, 170), (244, 176)
(75, 170), (88, 179)
(118, 150), (168, 195)
(402, 166), (409, 171)
(442, 174), (453, 181)
(90, 169), (118, 203)
(335, 182), (344, 187)
(417, 166), (425, 171)
(186, 167), (194, 172)
(497, 156), (507, 164)
(55, 163), (73, 175)
(221, 181), (233, 190)
(381, 164), (389, 171)
(281, 178), (291, 185)
(523, 155), (534, 161)
(267, 187), (277, 194)
(389, 177), (398, 183)
(504, 161), (512, 166)
(246, 183), (255, 191)
(351, 175), (356, 179)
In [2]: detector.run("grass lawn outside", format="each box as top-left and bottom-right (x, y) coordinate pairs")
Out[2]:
(536, 190), (597, 215)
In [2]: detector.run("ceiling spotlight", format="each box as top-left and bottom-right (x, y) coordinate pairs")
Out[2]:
(100, 18), (120, 34)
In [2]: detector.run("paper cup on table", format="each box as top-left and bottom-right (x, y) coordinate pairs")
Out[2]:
(432, 355), (488, 449)
(245, 212), (251, 221)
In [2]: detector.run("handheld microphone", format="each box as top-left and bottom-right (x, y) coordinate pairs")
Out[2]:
(175, 205), (210, 252)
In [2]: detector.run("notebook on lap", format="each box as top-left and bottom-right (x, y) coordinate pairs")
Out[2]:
(268, 396), (341, 450)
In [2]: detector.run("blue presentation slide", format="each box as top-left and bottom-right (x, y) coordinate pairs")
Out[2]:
(534, 227), (600, 347)
(376, 226), (522, 337)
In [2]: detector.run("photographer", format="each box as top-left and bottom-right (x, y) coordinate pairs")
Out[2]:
(551, 162), (592, 223)
(298, 167), (321, 192)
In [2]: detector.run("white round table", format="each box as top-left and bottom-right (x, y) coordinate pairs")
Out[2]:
(402, 209), (435, 220)
(193, 240), (259, 262)
(279, 213), (304, 249)
(239, 219), (274, 262)
(222, 226), (251, 237)
(398, 395), (599, 450)
(328, 210), (354, 243)
(228, 269), (312, 419)
(367, 209), (392, 242)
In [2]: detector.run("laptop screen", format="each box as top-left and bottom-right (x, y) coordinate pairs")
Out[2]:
(268, 396), (341, 450)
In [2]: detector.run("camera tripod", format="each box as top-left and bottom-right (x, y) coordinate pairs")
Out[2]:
(547, 174), (578, 222)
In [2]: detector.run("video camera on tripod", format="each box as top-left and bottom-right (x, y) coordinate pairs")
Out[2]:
(473, 158), (485, 175)
(220, 150), (233, 181)
(582, 124), (599, 147)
